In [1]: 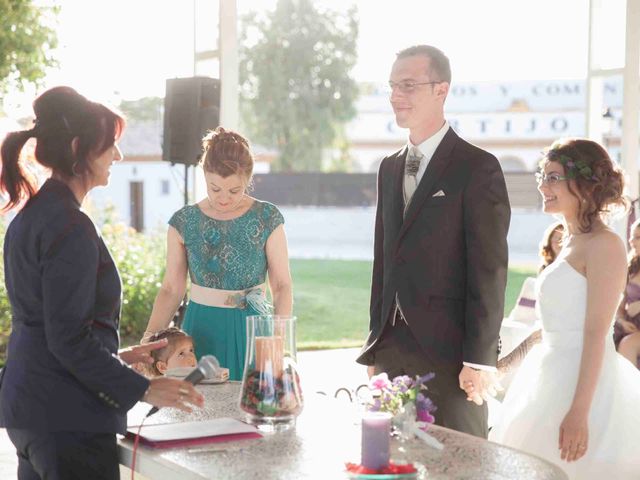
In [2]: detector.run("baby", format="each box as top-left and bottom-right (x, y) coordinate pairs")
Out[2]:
(146, 327), (197, 377)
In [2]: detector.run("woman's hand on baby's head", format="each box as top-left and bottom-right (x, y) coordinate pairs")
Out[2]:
(119, 338), (169, 365)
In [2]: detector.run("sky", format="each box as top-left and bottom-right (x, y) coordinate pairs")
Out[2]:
(2, 0), (626, 118)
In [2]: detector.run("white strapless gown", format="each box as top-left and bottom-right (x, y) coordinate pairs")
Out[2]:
(490, 259), (640, 479)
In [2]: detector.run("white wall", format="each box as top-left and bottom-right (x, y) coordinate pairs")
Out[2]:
(280, 207), (557, 266)
(89, 162), (185, 231)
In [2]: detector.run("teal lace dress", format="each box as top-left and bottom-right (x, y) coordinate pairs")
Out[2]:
(169, 200), (284, 381)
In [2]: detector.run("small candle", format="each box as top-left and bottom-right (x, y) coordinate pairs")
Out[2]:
(255, 336), (284, 377)
(361, 411), (391, 470)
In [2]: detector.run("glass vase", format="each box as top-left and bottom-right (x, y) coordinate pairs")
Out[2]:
(239, 315), (304, 432)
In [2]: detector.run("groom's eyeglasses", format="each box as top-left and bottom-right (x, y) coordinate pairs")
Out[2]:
(535, 172), (568, 186)
(388, 80), (442, 94)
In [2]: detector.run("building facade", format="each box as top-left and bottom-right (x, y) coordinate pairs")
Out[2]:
(88, 76), (624, 231)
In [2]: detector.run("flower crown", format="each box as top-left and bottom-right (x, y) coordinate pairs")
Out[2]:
(546, 150), (598, 182)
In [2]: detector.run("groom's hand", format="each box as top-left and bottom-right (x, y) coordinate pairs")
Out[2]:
(459, 367), (503, 405)
(459, 366), (485, 405)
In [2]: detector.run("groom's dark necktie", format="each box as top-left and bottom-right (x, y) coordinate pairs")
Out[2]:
(403, 146), (424, 215)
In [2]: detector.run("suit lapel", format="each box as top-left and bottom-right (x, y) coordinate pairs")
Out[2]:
(391, 146), (408, 233)
(398, 128), (458, 242)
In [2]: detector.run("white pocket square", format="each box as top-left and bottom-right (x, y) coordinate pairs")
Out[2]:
(432, 190), (446, 197)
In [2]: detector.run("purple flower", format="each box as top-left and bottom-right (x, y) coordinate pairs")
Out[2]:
(392, 375), (414, 393)
(366, 372), (438, 418)
(370, 398), (382, 411)
(417, 409), (435, 423)
(416, 372), (435, 386)
(416, 393), (436, 411)
(416, 393), (437, 424)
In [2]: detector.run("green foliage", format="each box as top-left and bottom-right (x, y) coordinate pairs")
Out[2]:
(239, 0), (359, 171)
(292, 258), (371, 349)
(323, 126), (355, 172)
(100, 211), (166, 344)
(0, 207), (165, 362)
(119, 96), (163, 123)
(0, 0), (59, 94)
(292, 259), (537, 350)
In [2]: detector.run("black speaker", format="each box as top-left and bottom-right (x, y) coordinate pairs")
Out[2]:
(163, 77), (220, 165)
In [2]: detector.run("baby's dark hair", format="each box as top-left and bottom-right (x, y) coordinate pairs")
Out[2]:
(147, 327), (193, 376)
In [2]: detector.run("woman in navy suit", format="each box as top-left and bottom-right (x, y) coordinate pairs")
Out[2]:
(0, 86), (204, 480)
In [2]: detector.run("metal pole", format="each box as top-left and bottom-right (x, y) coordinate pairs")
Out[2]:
(585, 0), (604, 142)
(219, 0), (239, 130)
(193, 0), (197, 76)
(184, 164), (189, 206)
(622, 0), (640, 202)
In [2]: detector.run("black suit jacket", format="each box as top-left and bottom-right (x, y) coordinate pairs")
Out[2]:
(0, 179), (148, 433)
(358, 128), (510, 368)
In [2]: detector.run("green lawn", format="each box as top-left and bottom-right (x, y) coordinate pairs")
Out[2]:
(291, 259), (536, 350)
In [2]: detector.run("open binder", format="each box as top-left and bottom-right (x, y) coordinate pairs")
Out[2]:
(127, 418), (262, 448)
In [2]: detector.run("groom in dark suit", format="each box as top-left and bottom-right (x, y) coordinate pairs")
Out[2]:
(357, 45), (510, 438)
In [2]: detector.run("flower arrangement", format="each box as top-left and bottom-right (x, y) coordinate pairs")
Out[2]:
(366, 373), (437, 424)
(344, 372), (441, 476)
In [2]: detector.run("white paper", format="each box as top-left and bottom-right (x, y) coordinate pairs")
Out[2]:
(129, 418), (258, 441)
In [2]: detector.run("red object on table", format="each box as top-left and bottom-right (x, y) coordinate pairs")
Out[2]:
(345, 460), (418, 475)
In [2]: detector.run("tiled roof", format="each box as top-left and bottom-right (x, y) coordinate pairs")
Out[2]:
(119, 121), (163, 157)
(118, 120), (276, 160)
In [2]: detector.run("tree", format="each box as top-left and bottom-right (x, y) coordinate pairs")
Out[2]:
(119, 96), (163, 123)
(0, 0), (59, 94)
(240, 0), (358, 171)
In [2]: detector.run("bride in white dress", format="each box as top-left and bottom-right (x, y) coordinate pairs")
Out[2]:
(489, 138), (640, 479)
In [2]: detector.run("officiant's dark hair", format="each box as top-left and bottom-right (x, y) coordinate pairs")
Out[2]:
(0, 86), (125, 211)
(396, 45), (451, 83)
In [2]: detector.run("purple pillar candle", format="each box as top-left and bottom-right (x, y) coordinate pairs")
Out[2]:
(361, 411), (391, 470)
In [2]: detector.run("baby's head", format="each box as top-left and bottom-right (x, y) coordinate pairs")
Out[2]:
(147, 327), (197, 376)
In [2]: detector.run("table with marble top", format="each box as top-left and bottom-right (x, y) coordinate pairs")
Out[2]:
(118, 381), (568, 480)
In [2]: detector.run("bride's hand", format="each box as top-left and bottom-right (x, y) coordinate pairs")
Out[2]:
(559, 408), (589, 462)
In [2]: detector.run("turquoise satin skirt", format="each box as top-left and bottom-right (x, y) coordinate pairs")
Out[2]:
(182, 301), (258, 381)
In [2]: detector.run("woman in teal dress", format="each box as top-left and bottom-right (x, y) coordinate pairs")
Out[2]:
(142, 127), (293, 380)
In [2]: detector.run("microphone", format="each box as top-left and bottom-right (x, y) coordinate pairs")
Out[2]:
(145, 355), (220, 417)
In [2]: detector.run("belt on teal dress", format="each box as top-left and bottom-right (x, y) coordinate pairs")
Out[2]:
(189, 283), (272, 314)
